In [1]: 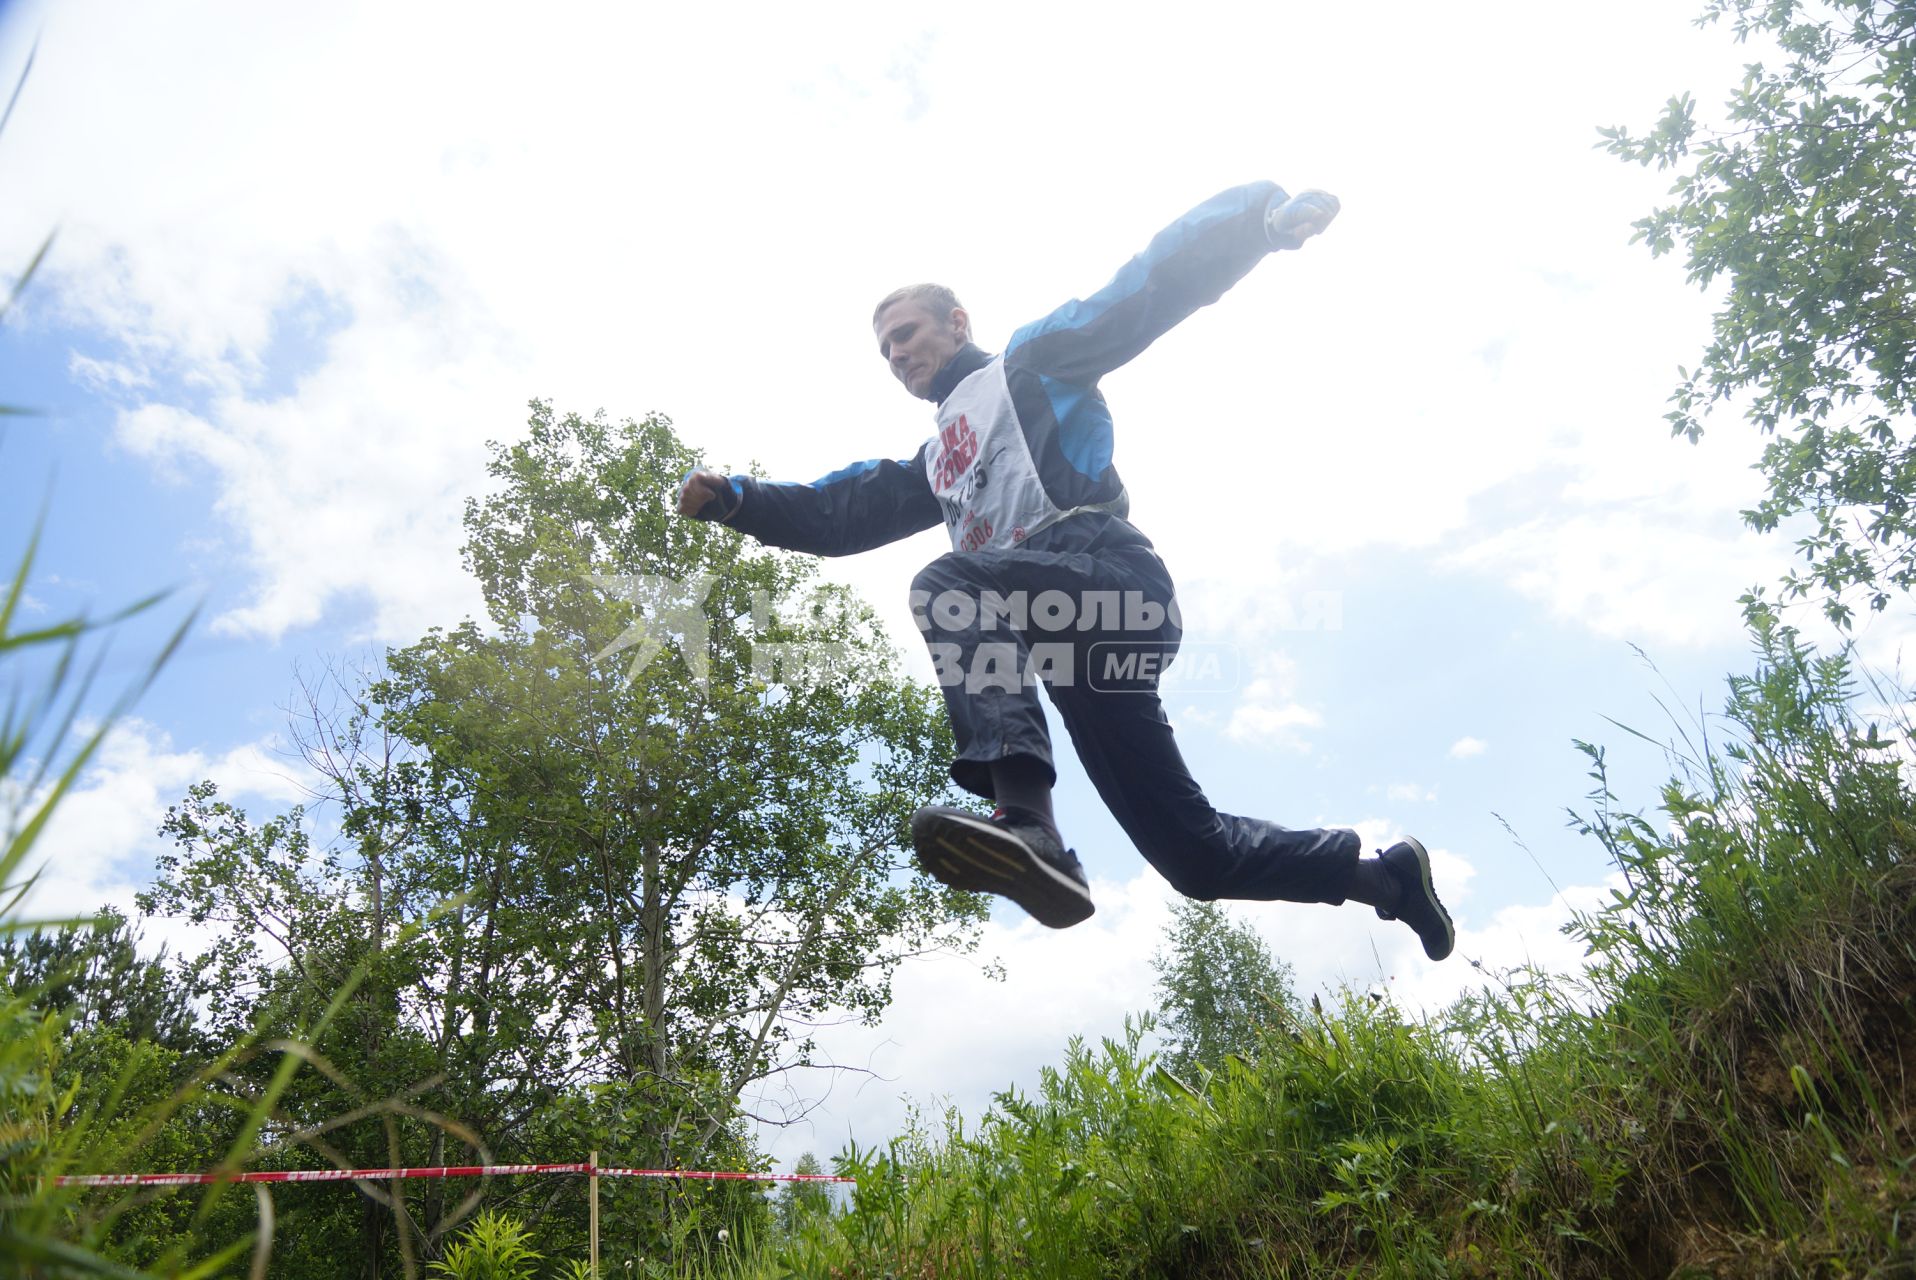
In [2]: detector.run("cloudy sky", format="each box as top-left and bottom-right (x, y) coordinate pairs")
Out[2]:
(2, 0), (1895, 1173)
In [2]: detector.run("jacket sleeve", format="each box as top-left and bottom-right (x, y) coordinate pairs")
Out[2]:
(1003, 182), (1282, 386)
(701, 444), (943, 557)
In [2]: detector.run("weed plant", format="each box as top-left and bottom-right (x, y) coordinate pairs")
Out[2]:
(700, 613), (1916, 1279)
(0, 510), (520, 1280)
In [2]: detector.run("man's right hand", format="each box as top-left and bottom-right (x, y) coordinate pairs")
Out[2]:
(677, 468), (740, 520)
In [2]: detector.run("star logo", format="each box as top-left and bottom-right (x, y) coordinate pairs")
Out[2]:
(589, 573), (716, 691)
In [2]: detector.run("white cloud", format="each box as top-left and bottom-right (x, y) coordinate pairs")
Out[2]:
(1174, 704), (1221, 730)
(1385, 782), (1436, 803)
(109, 302), (500, 641)
(1387, 877), (1620, 1015)
(68, 351), (151, 393)
(1224, 653), (1324, 751)
(1444, 502), (1780, 649)
(1226, 701), (1324, 750)
(12, 719), (313, 955)
(1449, 736), (1488, 759)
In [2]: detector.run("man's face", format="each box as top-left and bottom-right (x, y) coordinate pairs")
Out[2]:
(874, 299), (968, 401)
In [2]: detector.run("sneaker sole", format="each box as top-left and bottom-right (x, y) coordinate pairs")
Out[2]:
(910, 808), (1095, 929)
(1398, 836), (1455, 962)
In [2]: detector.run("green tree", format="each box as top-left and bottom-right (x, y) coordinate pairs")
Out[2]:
(372, 403), (981, 1247)
(1150, 900), (1296, 1079)
(774, 1152), (833, 1235)
(284, 670), (597, 1272)
(142, 775), (478, 1277)
(1602, 0), (1916, 624)
(0, 909), (197, 1050)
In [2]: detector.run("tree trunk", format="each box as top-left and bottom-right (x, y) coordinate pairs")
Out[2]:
(361, 1190), (387, 1279)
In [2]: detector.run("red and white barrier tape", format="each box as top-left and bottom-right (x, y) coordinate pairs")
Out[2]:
(596, 1166), (847, 1184)
(53, 1163), (853, 1188)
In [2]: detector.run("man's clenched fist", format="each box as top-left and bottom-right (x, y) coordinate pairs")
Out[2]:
(677, 469), (739, 521)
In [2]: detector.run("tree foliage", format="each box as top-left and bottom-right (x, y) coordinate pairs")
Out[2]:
(774, 1152), (833, 1235)
(0, 910), (196, 1051)
(1149, 900), (1296, 1079)
(1603, 0), (1916, 623)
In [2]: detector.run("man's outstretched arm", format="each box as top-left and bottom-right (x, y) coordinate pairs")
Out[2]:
(1004, 182), (1336, 387)
(677, 449), (942, 557)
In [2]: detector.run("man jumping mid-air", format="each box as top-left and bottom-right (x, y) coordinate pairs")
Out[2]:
(676, 181), (1454, 962)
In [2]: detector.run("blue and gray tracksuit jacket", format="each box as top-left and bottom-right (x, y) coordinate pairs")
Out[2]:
(698, 181), (1288, 562)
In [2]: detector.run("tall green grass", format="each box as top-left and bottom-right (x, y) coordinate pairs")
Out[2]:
(693, 614), (1915, 1279)
(0, 523), (232, 1277)
(0, 527), (391, 1279)
(0, 526), (508, 1278)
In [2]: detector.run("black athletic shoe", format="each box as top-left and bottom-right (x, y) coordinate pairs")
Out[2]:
(909, 805), (1095, 929)
(1374, 836), (1455, 961)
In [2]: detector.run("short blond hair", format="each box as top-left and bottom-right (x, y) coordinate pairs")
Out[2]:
(872, 283), (966, 331)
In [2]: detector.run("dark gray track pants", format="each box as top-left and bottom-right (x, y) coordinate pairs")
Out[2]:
(909, 542), (1361, 904)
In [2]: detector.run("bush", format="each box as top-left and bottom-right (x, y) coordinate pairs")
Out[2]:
(427, 1211), (543, 1280)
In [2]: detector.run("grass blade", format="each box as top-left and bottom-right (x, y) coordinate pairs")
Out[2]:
(2, 229), (56, 324)
(0, 34), (35, 141)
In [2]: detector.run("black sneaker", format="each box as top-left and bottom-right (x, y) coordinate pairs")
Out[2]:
(909, 805), (1095, 929)
(1375, 836), (1454, 961)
